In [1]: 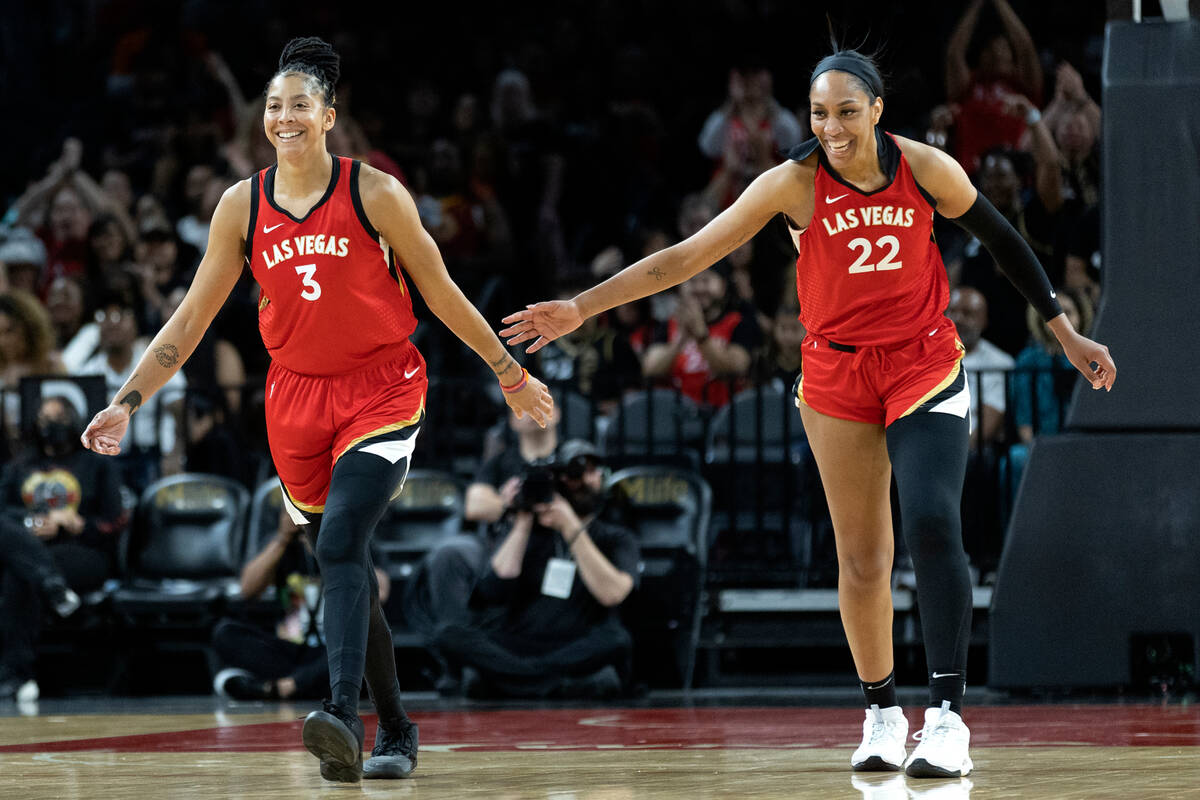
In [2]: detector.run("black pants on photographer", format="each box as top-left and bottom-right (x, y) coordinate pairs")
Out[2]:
(301, 449), (411, 728)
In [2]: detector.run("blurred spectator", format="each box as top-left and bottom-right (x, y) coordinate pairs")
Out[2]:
(7, 139), (136, 292)
(755, 298), (806, 389)
(327, 111), (406, 184)
(433, 441), (638, 699)
(160, 286), (250, 483)
(1011, 288), (1092, 446)
(642, 263), (761, 407)
(415, 138), (512, 266)
(128, 216), (197, 330)
(0, 291), (64, 442)
(1003, 288), (1092, 507)
(46, 277), (99, 372)
(212, 512), (393, 701)
(465, 404), (561, 526)
(175, 163), (217, 252)
(0, 394), (128, 701)
(0, 229), (48, 296)
(1064, 204), (1100, 306)
(947, 286), (1014, 447)
(86, 212), (136, 300)
(75, 292), (186, 493)
(700, 62), (803, 208)
(945, 0), (1044, 174)
(958, 149), (1058, 355)
(486, 68), (567, 303)
(532, 280), (642, 415)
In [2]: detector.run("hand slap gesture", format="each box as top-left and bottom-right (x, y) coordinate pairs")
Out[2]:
(500, 300), (583, 354)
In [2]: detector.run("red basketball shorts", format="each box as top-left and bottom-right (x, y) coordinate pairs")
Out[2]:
(264, 343), (427, 516)
(795, 321), (967, 427)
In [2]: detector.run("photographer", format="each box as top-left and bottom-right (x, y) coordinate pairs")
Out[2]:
(433, 440), (640, 699)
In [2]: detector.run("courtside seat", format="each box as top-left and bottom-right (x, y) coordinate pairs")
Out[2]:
(111, 473), (250, 623)
(605, 466), (711, 688)
(601, 389), (704, 470)
(374, 469), (466, 580)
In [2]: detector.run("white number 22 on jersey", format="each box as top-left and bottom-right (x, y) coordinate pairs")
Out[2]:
(847, 235), (903, 274)
(294, 263), (322, 301)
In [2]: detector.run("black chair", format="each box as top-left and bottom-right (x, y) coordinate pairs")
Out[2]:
(601, 389), (704, 470)
(605, 465), (711, 689)
(373, 470), (466, 580)
(703, 383), (813, 587)
(558, 389), (597, 443)
(111, 473), (250, 622)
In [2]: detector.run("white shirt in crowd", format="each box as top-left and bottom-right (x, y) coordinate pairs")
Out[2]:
(76, 338), (187, 453)
(961, 337), (1014, 434)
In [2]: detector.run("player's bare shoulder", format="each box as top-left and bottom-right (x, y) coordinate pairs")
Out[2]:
(767, 154), (818, 229)
(892, 134), (975, 216)
(210, 177), (254, 240)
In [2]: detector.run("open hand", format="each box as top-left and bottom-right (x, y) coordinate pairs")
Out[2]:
(81, 404), (131, 455)
(501, 300), (583, 354)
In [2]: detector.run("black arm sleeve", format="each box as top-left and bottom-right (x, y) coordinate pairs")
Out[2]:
(949, 193), (1063, 322)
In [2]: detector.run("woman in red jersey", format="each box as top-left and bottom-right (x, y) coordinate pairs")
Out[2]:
(503, 48), (1115, 780)
(80, 37), (553, 784)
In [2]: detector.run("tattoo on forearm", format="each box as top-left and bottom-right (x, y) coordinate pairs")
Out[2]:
(119, 390), (143, 414)
(154, 344), (180, 368)
(491, 353), (518, 376)
(649, 266), (667, 281)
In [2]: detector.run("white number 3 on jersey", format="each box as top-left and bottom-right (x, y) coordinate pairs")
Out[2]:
(294, 263), (322, 301)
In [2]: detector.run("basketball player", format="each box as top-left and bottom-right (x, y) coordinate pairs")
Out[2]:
(502, 47), (1115, 778)
(81, 37), (553, 782)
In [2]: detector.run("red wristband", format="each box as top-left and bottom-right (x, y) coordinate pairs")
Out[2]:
(500, 367), (529, 394)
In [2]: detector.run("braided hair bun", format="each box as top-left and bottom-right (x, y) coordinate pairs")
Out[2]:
(275, 36), (340, 106)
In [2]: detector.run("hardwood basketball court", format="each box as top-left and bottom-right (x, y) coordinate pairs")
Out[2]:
(2, 699), (1197, 798)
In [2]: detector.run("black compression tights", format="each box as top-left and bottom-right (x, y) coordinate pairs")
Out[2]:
(886, 411), (972, 711)
(308, 450), (409, 725)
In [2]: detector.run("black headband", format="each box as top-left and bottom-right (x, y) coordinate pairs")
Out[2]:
(809, 54), (883, 99)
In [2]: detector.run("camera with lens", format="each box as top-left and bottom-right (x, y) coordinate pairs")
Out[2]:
(511, 459), (558, 512)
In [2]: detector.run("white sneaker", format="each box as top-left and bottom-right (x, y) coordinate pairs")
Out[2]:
(15, 679), (39, 704)
(905, 702), (973, 778)
(851, 705), (908, 771)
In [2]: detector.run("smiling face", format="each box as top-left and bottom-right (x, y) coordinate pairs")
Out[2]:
(263, 73), (336, 157)
(809, 71), (883, 170)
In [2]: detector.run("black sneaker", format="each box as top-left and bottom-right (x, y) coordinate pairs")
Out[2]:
(302, 701), (364, 782)
(41, 578), (80, 618)
(363, 719), (418, 779)
(212, 668), (272, 701)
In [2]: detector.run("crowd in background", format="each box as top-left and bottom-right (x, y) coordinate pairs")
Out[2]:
(0, 1), (1107, 579)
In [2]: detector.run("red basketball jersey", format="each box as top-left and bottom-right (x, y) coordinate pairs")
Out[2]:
(794, 132), (948, 347)
(246, 156), (417, 375)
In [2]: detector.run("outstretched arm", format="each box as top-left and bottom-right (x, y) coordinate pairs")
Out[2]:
(946, 0), (985, 102)
(81, 182), (250, 454)
(899, 135), (1114, 391)
(360, 166), (554, 426)
(992, 0), (1043, 100)
(502, 161), (803, 352)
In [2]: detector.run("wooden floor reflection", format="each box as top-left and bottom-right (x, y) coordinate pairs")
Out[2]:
(1, 706), (1198, 799)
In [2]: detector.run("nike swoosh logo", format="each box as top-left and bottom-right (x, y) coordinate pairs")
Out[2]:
(263, 223), (284, 234)
(404, 367), (419, 379)
(865, 678), (893, 690)
(825, 193), (849, 203)
(929, 328), (939, 336)
(931, 672), (959, 679)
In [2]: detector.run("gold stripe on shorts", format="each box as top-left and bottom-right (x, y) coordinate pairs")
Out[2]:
(898, 338), (966, 420)
(334, 399), (425, 462)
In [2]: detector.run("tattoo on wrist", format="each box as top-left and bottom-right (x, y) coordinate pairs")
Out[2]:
(154, 344), (180, 368)
(649, 266), (666, 281)
(119, 390), (143, 414)
(492, 355), (518, 377)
